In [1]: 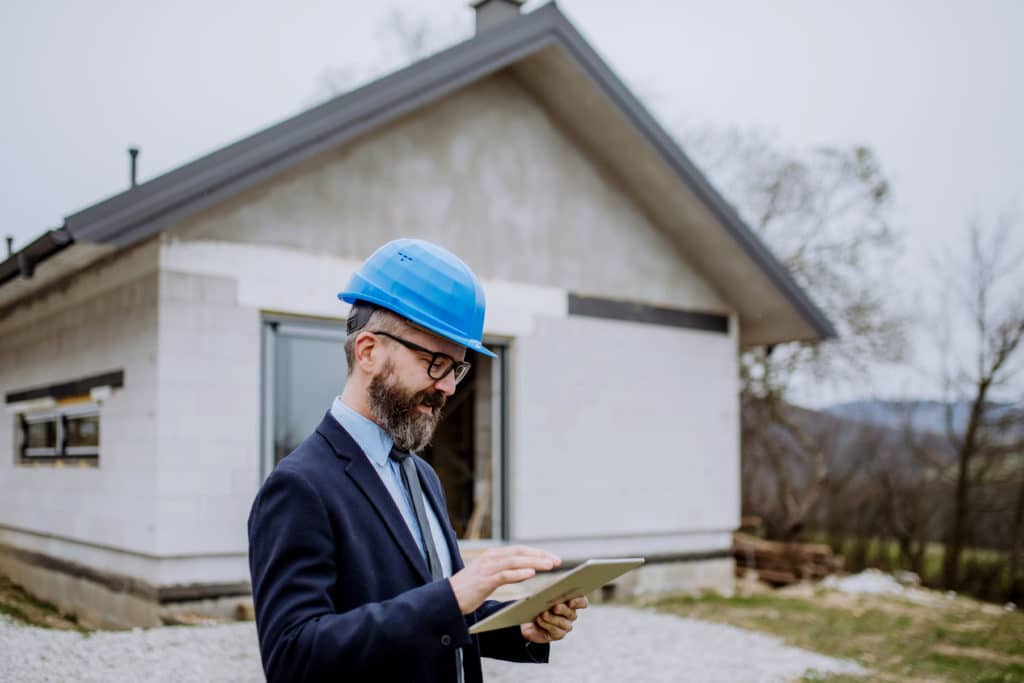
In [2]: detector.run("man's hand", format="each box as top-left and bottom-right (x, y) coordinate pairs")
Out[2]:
(520, 596), (588, 643)
(449, 545), (560, 615)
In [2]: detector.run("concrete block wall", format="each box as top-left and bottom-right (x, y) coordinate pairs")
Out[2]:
(0, 241), (161, 566)
(154, 268), (261, 585)
(510, 314), (740, 560)
(0, 240), (260, 622)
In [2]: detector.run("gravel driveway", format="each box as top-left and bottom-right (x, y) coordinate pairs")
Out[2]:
(0, 606), (862, 682)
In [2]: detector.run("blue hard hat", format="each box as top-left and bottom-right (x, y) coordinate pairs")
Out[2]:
(339, 239), (496, 357)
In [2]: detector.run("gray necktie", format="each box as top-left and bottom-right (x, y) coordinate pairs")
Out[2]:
(389, 448), (443, 581)
(389, 448), (464, 683)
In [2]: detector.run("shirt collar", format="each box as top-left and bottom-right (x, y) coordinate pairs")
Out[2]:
(329, 396), (393, 468)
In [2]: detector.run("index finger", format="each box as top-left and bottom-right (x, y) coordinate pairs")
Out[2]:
(493, 552), (559, 573)
(493, 545), (561, 566)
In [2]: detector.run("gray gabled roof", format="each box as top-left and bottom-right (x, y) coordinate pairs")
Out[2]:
(0, 3), (835, 341)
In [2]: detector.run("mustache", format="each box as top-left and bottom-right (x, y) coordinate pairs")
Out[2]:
(418, 389), (446, 410)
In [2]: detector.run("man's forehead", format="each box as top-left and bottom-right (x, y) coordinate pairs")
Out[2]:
(401, 321), (467, 360)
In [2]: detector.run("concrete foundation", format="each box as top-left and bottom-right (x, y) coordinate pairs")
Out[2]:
(0, 542), (252, 630)
(0, 551), (161, 629)
(3, 543), (733, 629)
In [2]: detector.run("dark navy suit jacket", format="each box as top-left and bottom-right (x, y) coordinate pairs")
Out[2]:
(248, 412), (548, 682)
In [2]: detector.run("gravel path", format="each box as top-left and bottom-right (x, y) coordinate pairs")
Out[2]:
(0, 606), (863, 682)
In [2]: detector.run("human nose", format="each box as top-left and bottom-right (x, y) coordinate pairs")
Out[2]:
(434, 369), (457, 396)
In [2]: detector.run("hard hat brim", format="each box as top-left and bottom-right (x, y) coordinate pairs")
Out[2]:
(338, 292), (497, 358)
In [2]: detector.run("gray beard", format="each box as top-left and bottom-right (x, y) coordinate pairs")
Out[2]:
(367, 361), (445, 453)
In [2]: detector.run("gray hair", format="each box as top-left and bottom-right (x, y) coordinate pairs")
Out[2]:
(343, 306), (408, 374)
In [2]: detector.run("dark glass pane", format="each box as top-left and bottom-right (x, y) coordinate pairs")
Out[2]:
(66, 414), (99, 448)
(25, 419), (57, 450)
(274, 333), (347, 464)
(422, 348), (501, 540)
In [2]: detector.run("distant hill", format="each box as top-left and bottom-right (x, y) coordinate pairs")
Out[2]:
(824, 400), (1021, 436)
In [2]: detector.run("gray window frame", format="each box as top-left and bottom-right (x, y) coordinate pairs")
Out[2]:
(15, 401), (101, 464)
(260, 315), (349, 481)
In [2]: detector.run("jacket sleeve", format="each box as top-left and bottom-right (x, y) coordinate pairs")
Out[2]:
(474, 599), (551, 663)
(248, 467), (471, 682)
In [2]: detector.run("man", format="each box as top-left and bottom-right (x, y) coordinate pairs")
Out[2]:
(248, 238), (587, 682)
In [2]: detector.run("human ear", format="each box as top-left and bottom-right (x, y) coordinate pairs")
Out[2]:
(353, 331), (379, 373)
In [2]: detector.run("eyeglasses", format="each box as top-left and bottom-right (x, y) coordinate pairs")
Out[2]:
(370, 330), (472, 385)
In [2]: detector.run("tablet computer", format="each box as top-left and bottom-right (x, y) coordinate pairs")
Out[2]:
(468, 557), (645, 634)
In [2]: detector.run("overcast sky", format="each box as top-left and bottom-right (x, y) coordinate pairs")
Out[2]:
(2, 1), (1021, 405)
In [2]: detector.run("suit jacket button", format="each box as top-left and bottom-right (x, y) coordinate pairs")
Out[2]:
(441, 634), (452, 646)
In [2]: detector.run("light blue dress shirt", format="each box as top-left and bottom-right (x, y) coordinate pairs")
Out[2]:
(330, 397), (454, 578)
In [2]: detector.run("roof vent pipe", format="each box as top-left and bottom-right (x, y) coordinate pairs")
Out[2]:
(5, 236), (12, 259)
(128, 147), (140, 188)
(471, 0), (524, 33)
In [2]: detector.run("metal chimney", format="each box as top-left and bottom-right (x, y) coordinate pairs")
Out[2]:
(128, 147), (140, 188)
(5, 236), (12, 259)
(471, 0), (525, 33)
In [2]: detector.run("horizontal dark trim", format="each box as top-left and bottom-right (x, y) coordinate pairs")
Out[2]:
(569, 293), (729, 334)
(158, 582), (252, 604)
(16, 455), (99, 466)
(0, 543), (251, 605)
(6, 369), (124, 404)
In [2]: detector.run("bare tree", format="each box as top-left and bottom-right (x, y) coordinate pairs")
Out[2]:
(1011, 454), (1024, 601)
(377, 8), (469, 63)
(872, 402), (956, 576)
(934, 214), (1024, 588)
(306, 8), (468, 106)
(684, 128), (907, 539)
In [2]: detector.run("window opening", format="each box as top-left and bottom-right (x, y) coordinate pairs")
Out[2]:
(15, 402), (101, 463)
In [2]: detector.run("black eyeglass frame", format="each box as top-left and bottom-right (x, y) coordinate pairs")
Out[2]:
(369, 330), (472, 385)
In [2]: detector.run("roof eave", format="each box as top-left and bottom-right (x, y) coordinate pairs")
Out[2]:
(62, 5), (566, 248)
(542, 10), (836, 342)
(0, 228), (74, 289)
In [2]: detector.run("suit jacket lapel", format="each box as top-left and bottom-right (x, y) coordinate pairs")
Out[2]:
(315, 412), (432, 584)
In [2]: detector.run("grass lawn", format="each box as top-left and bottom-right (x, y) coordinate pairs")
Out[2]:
(649, 585), (1024, 682)
(812, 534), (1019, 605)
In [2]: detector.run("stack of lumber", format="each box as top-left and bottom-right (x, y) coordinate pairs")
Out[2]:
(732, 532), (844, 586)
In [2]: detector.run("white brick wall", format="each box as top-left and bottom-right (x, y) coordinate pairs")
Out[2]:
(510, 314), (740, 556)
(154, 270), (261, 573)
(0, 241), (161, 567)
(0, 243), (260, 587)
